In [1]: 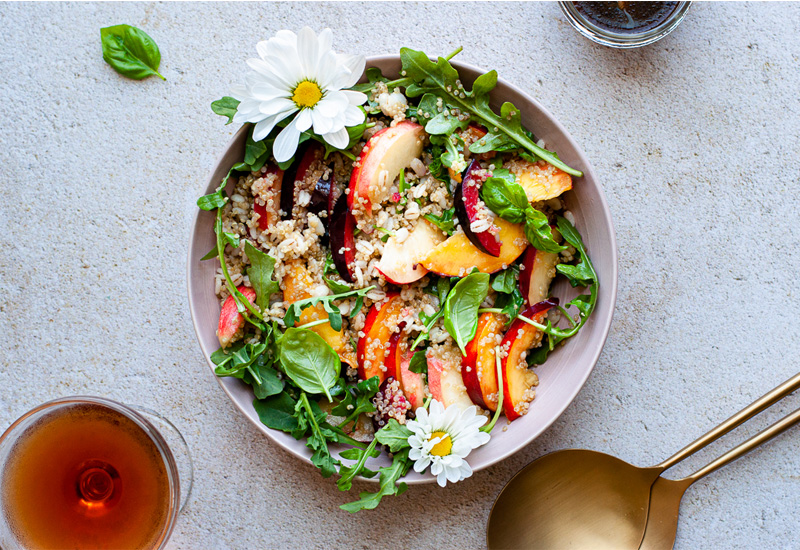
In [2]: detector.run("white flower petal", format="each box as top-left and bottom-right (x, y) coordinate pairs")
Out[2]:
(343, 89), (368, 106)
(251, 108), (295, 141)
(294, 109), (313, 132)
(250, 82), (286, 101)
(273, 117), (303, 162)
(322, 126), (349, 150)
(344, 104), (366, 126)
(258, 96), (295, 116)
(315, 50), (341, 89)
(311, 108), (334, 135)
(338, 54), (366, 89)
(296, 27), (319, 77)
(247, 59), (292, 90)
(436, 472), (448, 487)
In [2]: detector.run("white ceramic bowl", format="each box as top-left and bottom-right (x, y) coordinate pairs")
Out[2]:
(188, 55), (618, 484)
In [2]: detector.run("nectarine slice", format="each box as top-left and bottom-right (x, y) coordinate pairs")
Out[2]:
(519, 246), (560, 306)
(348, 121), (425, 214)
(421, 218), (527, 276)
(462, 312), (503, 411)
(507, 159), (572, 203)
(501, 300), (557, 421)
(376, 219), (445, 285)
(427, 352), (475, 411)
(356, 293), (404, 384)
(218, 286), (257, 348)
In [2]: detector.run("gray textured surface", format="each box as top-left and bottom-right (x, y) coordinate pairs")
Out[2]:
(1, 2), (799, 549)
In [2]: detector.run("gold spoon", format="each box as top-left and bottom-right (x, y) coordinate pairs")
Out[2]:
(639, 406), (800, 550)
(486, 372), (800, 550)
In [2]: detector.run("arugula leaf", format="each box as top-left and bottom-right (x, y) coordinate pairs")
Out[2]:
(417, 93), (470, 135)
(332, 376), (379, 422)
(244, 242), (279, 310)
(200, 246), (219, 261)
(279, 328), (340, 401)
(340, 449), (412, 513)
(252, 392), (300, 433)
(556, 216), (597, 287)
(100, 24), (165, 81)
(283, 286), (373, 328)
(197, 166), (237, 211)
(398, 48), (581, 177)
(468, 132), (516, 154)
(298, 393), (340, 478)
(337, 438), (380, 491)
(211, 96), (240, 124)
(408, 350), (428, 374)
(444, 272), (490, 355)
(411, 277), (452, 350)
(375, 419), (413, 453)
(424, 208), (457, 236)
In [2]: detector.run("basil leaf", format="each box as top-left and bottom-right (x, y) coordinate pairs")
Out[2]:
(253, 392), (300, 433)
(100, 25), (164, 81)
(494, 287), (525, 325)
(244, 241), (279, 310)
(375, 419), (414, 453)
(481, 177), (528, 224)
(250, 363), (283, 400)
(279, 328), (340, 400)
(424, 208), (456, 236)
(211, 96), (240, 125)
(491, 267), (517, 294)
(408, 350), (428, 374)
(444, 272), (490, 355)
(524, 209), (567, 254)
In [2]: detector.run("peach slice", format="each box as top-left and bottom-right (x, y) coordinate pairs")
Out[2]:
(519, 245), (560, 306)
(217, 286), (257, 348)
(356, 293), (404, 384)
(507, 159), (572, 203)
(252, 164), (284, 230)
(501, 300), (557, 422)
(399, 347), (426, 410)
(462, 312), (503, 411)
(427, 352), (475, 411)
(375, 219), (445, 285)
(421, 218), (527, 276)
(282, 259), (356, 368)
(348, 121), (425, 214)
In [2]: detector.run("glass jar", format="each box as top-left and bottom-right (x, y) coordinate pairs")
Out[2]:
(559, 1), (691, 49)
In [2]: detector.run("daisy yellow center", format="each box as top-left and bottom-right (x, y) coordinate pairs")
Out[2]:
(292, 80), (323, 109)
(429, 431), (453, 457)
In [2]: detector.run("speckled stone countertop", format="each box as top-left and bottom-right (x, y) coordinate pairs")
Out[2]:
(2, 2), (799, 548)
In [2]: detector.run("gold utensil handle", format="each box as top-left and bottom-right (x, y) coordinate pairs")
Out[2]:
(657, 372), (800, 470)
(686, 407), (800, 482)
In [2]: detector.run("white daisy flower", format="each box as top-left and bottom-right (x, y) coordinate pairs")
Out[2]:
(230, 27), (368, 162)
(406, 400), (491, 487)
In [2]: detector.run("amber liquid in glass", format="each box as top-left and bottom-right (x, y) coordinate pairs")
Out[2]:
(1, 403), (171, 550)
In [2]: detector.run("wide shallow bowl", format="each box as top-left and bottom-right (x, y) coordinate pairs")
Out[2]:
(188, 55), (618, 484)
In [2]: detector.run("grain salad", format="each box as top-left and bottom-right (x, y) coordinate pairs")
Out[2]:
(198, 29), (598, 509)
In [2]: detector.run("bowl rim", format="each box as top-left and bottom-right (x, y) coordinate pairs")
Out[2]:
(187, 54), (618, 484)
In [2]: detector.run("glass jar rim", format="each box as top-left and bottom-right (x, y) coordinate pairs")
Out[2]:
(0, 396), (181, 550)
(559, 1), (692, 49)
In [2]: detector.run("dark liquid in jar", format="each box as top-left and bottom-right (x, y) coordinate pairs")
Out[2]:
(573, 2), (679, 34)
(1, 403), (171, 549)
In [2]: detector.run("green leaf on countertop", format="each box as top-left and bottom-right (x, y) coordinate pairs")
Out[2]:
(211, 96), (240, 124)
(100, 24), (165, 81)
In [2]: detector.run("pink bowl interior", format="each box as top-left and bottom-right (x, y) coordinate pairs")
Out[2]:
(187, 56), (618, 484)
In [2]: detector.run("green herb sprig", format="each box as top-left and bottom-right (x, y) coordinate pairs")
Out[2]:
(100, 24), (164, 81)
